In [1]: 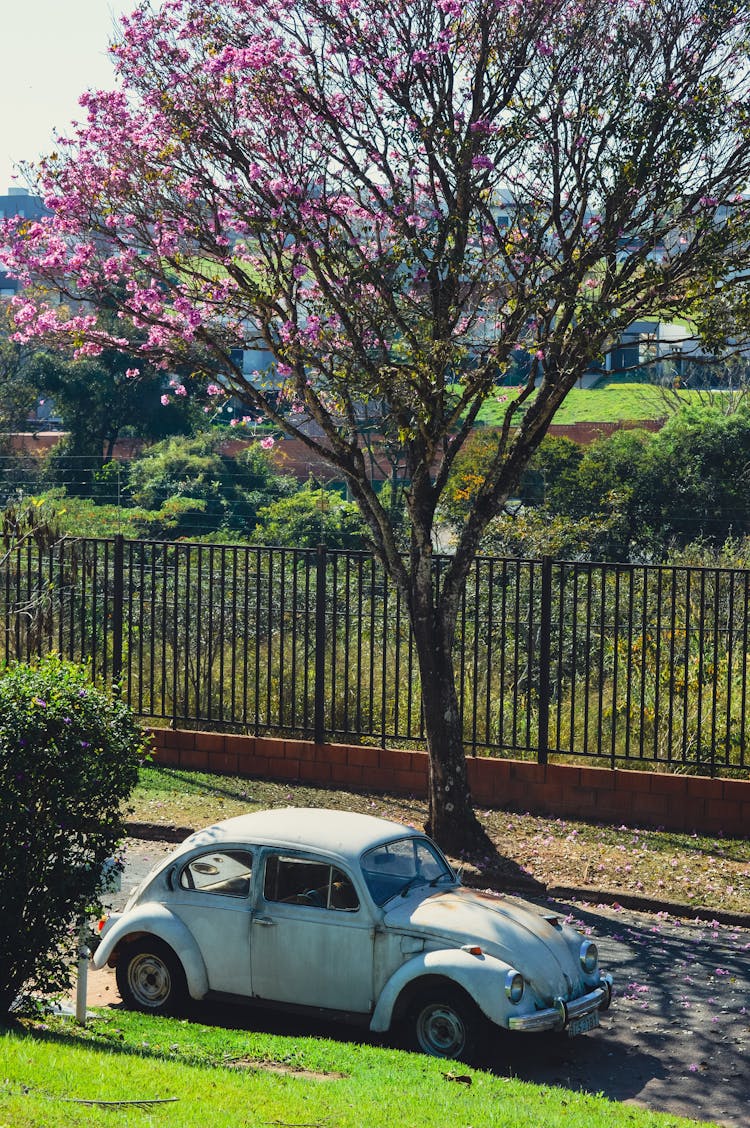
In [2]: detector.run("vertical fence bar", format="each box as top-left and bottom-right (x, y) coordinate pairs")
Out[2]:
(537, 555), (552, 766)
(314, 543), (327, 744)
(111, 534), (124, 690)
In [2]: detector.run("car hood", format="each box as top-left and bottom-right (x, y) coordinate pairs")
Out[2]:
(383, 886), (586, 1002)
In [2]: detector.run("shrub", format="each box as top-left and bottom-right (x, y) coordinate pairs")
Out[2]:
(0, 657), (148, 1018)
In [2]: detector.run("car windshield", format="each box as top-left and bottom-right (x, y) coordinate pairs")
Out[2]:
(361, 836), (455, 906)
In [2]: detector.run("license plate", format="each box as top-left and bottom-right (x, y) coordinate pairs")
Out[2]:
(567, 1010), (600, 1038)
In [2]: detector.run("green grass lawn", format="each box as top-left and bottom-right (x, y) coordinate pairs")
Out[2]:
(476, 382), (716, 426)
(1, 1011), (722, 1128)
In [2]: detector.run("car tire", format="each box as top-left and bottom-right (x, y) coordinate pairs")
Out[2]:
(408, 986), (485, 1062)
(115, 937), (188, 1015)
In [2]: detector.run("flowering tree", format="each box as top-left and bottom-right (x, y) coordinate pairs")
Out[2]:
(3, 0), (750, 851)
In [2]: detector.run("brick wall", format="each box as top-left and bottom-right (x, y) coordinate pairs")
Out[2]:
(149, 728), (750, 838)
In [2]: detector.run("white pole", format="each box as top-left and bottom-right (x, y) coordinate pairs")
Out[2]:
(75, 920), (90, 1025)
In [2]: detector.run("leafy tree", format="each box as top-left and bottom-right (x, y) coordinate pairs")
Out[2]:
(0, 656), (146, 1017)
(0, 304), (37, 432)
(128, 432), (296, 537)
(637, 405), (750, 548)
(5, 0), (750, 850)
(252, 483), (367, 549)
(27, 344), (202, 498)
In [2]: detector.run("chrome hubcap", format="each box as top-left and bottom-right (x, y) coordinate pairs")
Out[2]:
(416, 1003), (466, 1057)
(128, 953), (171, 1008)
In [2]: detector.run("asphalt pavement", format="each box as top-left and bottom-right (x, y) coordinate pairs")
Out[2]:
(94, 837), (750, 1128)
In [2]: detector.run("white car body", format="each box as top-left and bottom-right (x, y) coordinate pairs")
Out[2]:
(94, 808), (612, 1059)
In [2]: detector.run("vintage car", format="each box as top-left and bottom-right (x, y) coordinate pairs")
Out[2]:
(94, 808), (612, 1060)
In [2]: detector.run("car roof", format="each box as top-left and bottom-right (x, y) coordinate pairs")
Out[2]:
(178, 807), (422, 861)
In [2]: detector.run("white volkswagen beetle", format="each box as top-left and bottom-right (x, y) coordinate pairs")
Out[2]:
(94, 809), (612, 1060)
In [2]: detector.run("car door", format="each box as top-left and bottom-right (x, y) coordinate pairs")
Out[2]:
(251, 851), (374, 1012)
(167, 847), (255, 996)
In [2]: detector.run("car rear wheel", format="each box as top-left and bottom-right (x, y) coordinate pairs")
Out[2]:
(408, 987), (484, 1062)
(116, 938), (187, 1015)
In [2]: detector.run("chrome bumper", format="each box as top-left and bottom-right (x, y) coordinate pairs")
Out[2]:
(508, 973), (613, 1033)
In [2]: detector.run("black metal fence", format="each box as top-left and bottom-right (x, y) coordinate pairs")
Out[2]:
(2, 535), (749, 775)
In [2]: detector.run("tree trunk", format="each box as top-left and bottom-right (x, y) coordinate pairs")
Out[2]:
(409, 577), (492, 857)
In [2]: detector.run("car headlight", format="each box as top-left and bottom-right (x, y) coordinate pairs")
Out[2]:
(580, 940), (598, 974)
(505, 969), (524, 1004)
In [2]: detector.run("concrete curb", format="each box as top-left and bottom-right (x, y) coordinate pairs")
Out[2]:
(123, 821), (750, 929)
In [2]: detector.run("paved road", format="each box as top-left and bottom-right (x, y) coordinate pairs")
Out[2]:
(97, 839), (750, 1128)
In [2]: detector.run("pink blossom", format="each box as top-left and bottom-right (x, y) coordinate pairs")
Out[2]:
(160, 394), (170, 406)
(125, 367), (140, 378)
(260, 436), (275, 449)
(206, 383), (222, 396)
(174, 384), (187, 396)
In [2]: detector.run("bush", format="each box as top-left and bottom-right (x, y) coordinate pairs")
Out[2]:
(0, 657), (148, 1018)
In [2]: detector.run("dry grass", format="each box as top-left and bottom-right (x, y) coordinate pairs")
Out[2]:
(131, 766), (750, 916)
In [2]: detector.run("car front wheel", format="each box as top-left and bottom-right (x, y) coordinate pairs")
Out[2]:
(409, 987), (484, 1062)
(115, 938), (187, 1015)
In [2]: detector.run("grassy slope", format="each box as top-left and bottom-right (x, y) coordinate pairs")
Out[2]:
(1, 1011), (723, 1128)
(476, 382), (712, 426)
(131, 766), (750, 915)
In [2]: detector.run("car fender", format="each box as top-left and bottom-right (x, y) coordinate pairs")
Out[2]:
(369, 947), (514, 1033)
(92, 903), (209, 1001)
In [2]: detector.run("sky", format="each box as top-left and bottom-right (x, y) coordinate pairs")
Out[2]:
(0, 0), (133, 192)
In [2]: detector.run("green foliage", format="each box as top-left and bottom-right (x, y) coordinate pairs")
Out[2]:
(252, 483), (368, 549)
(28, 344), (200, 474)
(516, 407), (750, 560)
(637, 404), (750, 547)
(127, 433), (296, 537)
(0, 305), (38, 432)
(0, 657), (148, 1017)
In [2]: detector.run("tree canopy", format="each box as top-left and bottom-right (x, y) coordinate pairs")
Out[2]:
(3, 0), (750, 850)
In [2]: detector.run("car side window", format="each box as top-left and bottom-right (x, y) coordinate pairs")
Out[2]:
(179, 849), (253, 897)
(263, 854), (359, 911)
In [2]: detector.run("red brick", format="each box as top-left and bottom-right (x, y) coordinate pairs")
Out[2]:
(180, 748), (209, 771)
(505, 780), (539, 806)
(648, 773), (689, 796)
(566, 787), (599, 813)
(544, 763), (579, 788)
(615, 769), (652, 793)
(361, 766), (388, 790)
(165, 728), (194, 750)
(298, 760), (332, 783)
(379, 748), (413, 771)
(315, 743), (348, 765)
(256, 736), (285, 762)
(706, 799), (741, 824)
(679, 798), (707, 828)
(238, 755), (270, 777)
(722, 779), (750, 803)
(207, 750), (239, 776)
(287, 740), (316, 762)
(225, 734), (256, 756)
(273, 758), (301, 780)
(579, 766), (617, 791)
(686, 776), (723, 800)
(152, 745), (179, 767)
(348, 745), (380, 768)
(195, 731), (225, 753)
(393, 769), (427, 794)
(741, 801), (750, 825)
(630, 793), (669, 818)
(509, 761), (544, 784)
(148, 727), (167, 748)
(594, 795), (633, 821)
(333, 763), (364, 786)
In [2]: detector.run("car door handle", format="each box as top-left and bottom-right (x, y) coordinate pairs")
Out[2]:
(254, 916), (276, 926)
